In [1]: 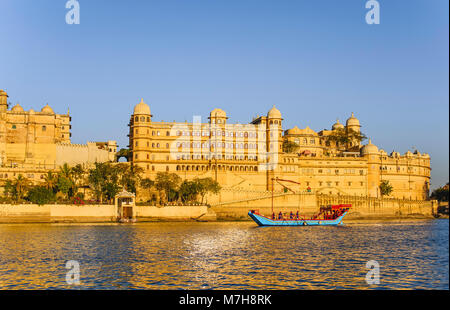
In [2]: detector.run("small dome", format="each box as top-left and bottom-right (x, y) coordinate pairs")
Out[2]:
(361, 139), (379, 155)
(267, 105), (282, 119)
(29, 108), (35, 114)
(210, 108), (227, 118)
(0, 89), (8, 96)
(346, 112), (360, 127)
(332, 119), (344, 130)
(133, 98), (151, 115)
(11, 103), (24, 113)
(41, 104), (54, 114)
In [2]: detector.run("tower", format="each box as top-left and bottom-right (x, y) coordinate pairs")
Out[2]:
(130, 98), (152, 168)
(0, 89), (8, 113)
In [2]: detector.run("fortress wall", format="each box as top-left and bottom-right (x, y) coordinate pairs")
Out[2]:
(0, 204), (51, 222)
(56, 143), (89, 166)
(0, 204), (213, 223)
(210, 191), (436, 220)
(134, 205), (211, 221)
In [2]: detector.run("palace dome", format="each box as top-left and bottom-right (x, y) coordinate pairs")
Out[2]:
(41, 104), (54, 114)
(361, 139), (379, 155)
(210, 108), (227, 118)
(332, 119), (344, 130)
(133, 98), (151, 115)
(346, 112), (360, 127)
(11, 103), (24, 113)
(267, 105), (282, 119)
(285, 126), (302, 135)
(0, 89), (7, 96)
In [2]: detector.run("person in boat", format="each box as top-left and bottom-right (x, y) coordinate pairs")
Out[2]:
(278, 211), (283, 220)
(272, 212), (275, 220)
(296, 211), (299, 220)
(290, 211), (294, 219)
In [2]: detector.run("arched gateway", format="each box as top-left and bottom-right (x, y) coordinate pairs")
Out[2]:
(115, 190), (136, 221)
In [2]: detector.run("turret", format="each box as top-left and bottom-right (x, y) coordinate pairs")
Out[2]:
(0, 89), (8, 112)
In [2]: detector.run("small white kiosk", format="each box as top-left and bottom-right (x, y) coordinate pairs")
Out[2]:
(115, 190), (136, 221)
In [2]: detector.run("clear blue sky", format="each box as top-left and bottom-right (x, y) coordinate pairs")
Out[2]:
(0, 0), (448, 189)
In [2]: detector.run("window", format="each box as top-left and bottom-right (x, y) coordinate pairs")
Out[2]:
(12, 125), (16, 129)
(42, 126), (47, 131)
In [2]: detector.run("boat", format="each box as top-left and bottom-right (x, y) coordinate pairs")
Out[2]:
(248, 204), (351, 227)
(248, 177), (351, 226)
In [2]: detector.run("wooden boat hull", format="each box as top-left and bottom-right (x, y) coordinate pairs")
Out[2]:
(248, 211), (348, 227)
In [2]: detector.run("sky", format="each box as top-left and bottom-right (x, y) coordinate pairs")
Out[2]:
(0, 0), (448, 189)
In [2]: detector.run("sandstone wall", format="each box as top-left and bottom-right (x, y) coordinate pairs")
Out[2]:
(209, 190), (436, 220)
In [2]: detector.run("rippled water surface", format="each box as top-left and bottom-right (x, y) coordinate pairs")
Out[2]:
(0, 220), (448, 289)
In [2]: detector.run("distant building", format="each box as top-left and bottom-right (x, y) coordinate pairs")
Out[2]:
(0, 89), (117, 182)
(129, 99), (431, 200)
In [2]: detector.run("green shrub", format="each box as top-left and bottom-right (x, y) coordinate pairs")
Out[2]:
(27, 186), (56, 205)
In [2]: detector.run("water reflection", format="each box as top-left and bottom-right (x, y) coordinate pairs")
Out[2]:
(0, 220), (448, 289)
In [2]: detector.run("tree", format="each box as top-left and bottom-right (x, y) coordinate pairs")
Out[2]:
(195, 177), (221, 204)
(379, 180), (393, 197)
(43, 171), (57, 192)
(155, 172), (181, 203)
(57, 176), (73, 200)
(431, 183), (449, 202)
(119, 164), (144, 193)
(71, 164), (86, 195)
(3, 180), (15, 199)
(13, 175), (31, 200)
(326, 128), (367, 148)
(140, 178), (155, 200)
(88, 162), (119, 203)
(282, 140), (300, 154)
(27, 186), (56, 205)
(179, 180), (200, 203)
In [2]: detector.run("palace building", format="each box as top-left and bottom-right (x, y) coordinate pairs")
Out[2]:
(0, 89), (117, 184)
(129, 99), (431, 200)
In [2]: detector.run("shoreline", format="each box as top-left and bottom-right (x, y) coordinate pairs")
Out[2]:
(0, 215), (445, 225)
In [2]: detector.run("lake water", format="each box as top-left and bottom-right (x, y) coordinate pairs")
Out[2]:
(0, 219), (448, 290)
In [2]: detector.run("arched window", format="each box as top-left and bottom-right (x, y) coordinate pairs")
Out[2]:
(42, 126), (47, 131)
(140, 116), (145, 122)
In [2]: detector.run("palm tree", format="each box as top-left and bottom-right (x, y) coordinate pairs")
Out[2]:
(71, 164), (86, 196)
(43, 171), (57, 192)
(14, 174), (31, 200)
(59, 163), (72, 179)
